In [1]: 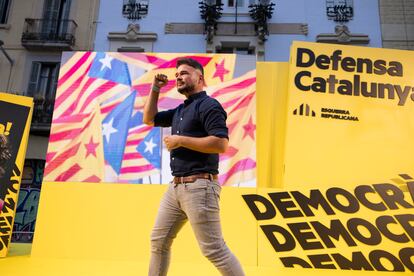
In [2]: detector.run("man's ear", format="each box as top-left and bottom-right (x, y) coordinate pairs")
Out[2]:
(200, 75), (206, 87)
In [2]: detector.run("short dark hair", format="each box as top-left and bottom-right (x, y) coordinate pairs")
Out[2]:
(176, 58), (204, 75)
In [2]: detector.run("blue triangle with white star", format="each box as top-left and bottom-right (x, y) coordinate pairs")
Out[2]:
(89, 52), (131, 86)
(102, 91), (136, 174)
(137, 127), (161, 169)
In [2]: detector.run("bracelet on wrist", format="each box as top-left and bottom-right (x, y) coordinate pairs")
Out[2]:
(152, 85), (160, 93)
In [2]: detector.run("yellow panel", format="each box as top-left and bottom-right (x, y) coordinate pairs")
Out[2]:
(9, 182), (413, 274)
(31, 182), (163, 261)
(0, 92), (34, 107)
(283, 42), (414, 189)
(254, 185), (414, 273)
(2, 250), (408, 276)
(0, 92), (33, 257)
(31, 182), (257, 266)
(256, 62), (289, 189)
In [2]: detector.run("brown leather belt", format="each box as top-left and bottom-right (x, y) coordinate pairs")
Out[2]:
(173, 173), (218, 184)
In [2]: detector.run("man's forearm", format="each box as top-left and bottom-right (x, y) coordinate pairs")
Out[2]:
(177, 135), (228, 154)
(143, 86), (160, 125)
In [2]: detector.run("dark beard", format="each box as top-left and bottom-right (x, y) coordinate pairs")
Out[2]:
(177, 83), (195, 94)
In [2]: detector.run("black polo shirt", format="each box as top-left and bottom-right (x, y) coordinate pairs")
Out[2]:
(154, 91), (228, 176)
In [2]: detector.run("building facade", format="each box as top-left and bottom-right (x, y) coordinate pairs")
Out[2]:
(94, 0), (382, 61)
(379, 0), (414, 50)
(0, 0), (389, 241)
(0, 0), (100, 241)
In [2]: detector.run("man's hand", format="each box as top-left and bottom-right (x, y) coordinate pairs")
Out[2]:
(153, 74), (168, 89)
(163, 135), (181, 151)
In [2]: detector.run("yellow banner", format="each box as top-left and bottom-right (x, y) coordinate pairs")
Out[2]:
(0, 92), (33, 257)
(255, 54), (414, 272)
(30, 178), (414, 273)
(283, 42), (414, 189)
(256, 62), (289, 188)
(243, 178), (414, 272)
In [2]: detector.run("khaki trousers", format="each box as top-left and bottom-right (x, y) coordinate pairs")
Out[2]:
(148, 179), (245, 276)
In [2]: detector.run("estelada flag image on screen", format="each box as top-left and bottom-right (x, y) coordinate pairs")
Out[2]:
(0, 92), (33, 257)
(44, 52), (257, 186)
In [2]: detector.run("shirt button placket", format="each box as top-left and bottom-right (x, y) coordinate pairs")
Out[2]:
(177, 110), (183, 135)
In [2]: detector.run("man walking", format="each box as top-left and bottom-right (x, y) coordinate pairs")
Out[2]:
(144, 58), (245, 276)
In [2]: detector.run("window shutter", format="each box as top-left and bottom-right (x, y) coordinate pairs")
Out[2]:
(0, 0), (10, 24)
(42, 0), (61, 37)
(27, 62), (41, 97)
(49, 63), (60, 100)
(62, 0), (71, 20)
(42, 0), (60, 20)
(59, 0), (72, 36)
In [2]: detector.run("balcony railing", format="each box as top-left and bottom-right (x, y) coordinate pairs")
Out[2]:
(30, 95), (55, 135)
(22, 18), (77, 51)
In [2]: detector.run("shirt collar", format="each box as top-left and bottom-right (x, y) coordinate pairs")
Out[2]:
(184, 91), (207, 105)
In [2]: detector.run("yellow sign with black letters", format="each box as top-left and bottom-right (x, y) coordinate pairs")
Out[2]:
(0, 92), (33, 257)
(283, 41), (414, 189)
(243, 178), (414, 272)
(255, 43), (414, 273)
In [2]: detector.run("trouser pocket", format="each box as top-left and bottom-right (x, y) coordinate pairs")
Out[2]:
(185, 179), (221, 222)
(206, 182), (221, 210)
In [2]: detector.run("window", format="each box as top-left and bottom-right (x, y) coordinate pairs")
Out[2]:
(246, 1), (271, 6)
(256, 0), (271, 4)
(43, 0), (71, 21)
(117, 46), (145, 52)
(42, 0), (72, 38)
(211, 40), (263, 61)
(203, 0), (222, 4)
(0, 0), (10, 24)
(27, 62), (60, 101)
(228, 0), (244, 7)
(216, 46), (255, 55)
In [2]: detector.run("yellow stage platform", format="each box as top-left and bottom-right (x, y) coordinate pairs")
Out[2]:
(1, 182), (412, 275)
(2, 243), (408, 276)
